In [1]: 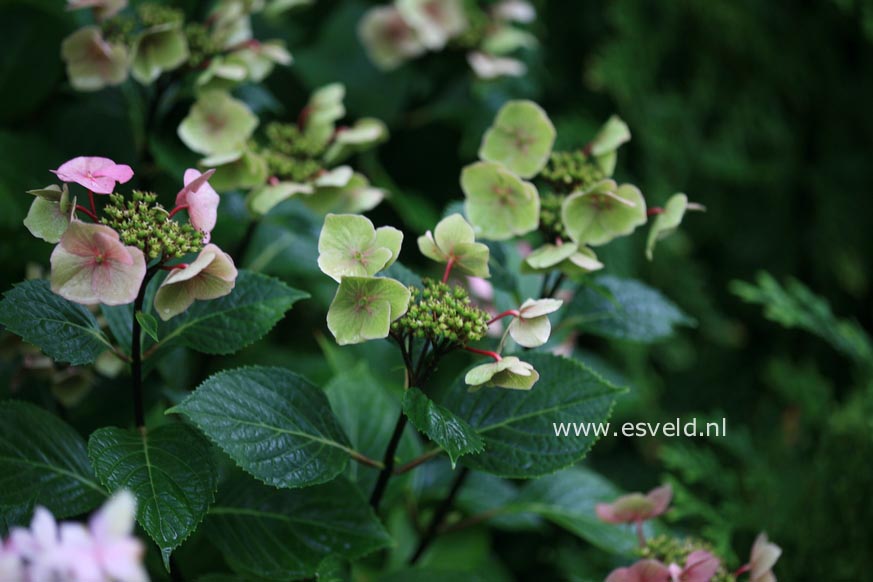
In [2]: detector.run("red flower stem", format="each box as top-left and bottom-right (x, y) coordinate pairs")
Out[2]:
(464, 346), (502, 361)
(88, 190), (96, 215)
(487, 310), (520, 325)
(160, 263), (188, 271)
(75, 205), (99, 222)
(442, 256), (455, 283)
(635, 520), (646, 547)
(734, 564), (752, 577)
(647, 207), (665, 216)
(167, 205), (188, 219)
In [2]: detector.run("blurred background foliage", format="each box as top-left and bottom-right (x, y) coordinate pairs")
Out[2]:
(1, 0), (872, 580)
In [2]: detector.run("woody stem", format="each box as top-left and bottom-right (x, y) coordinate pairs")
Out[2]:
(130, 269), (156, 429)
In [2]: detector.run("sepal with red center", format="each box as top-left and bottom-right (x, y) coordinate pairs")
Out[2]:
(153, 244), (238, 321)
(50, 222), (146, 306)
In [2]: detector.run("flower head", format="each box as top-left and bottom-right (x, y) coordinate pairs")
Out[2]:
(749, 533), (781, 582)
(562, 179), (647, 246)
(5, 491), (147, 582)
(66, 0), (127, 21)
(596, 484), (672, 524)
(61, 27), (129, 91)
(465, 356), (539, 391)
(667, 550), (720, 582)
(358, 5), (425, 70)
(606, 559), (670, 582)
(176, 168), (219, 242)
(178, 90), (258, 156)
(52, 156), (134, 194)
(467, 52), (527, 80)
(508, 298), (563, 348)
(317, 214), (403, 283)
(154, 244), (238, 320)
(397, 0), (467, 50)
(417, 214), (490, 278)
(50, 221), (146, 306)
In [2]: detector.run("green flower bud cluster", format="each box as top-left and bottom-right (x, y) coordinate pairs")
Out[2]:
(137, 2), (184, 27)
(262, 122), (327, 183)
(391, 279), (490, 347)
(103, 191), (203, 260)
(186, 23), (222, 68)
(540, 150), (605, 193)
(539, 191), (567, 239)
(101, 16), (136, 45)
(640, 535), (736, 582)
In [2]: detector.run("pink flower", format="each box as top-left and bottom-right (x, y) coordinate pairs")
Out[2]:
(748, 533), (781, 582)
(50, 221), (146, 306)
(154, 244), (237, 320)
(668, 550), (720, 582)
(606, 559), (671, 582)
(176, 168), (219, 242)
(66, 0), (127, 21)
(51, 156), (134, 194)
(596, 484), (673, 524)
(4, 491), (147, 582)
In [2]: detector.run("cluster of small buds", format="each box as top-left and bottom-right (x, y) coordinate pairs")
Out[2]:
(640, 536), (736, 582)
(103, 191), (203, 259)
(137, 2), (184, 27)
(540, 150), (606, 193)
(262, 122), (327, 182)
(100, 15), (135, 45)
(539, 192), (568, 239)
(392, 279), (490, 347)
(185, 22), (222, 68)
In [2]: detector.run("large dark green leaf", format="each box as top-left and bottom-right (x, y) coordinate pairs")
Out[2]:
(442, 353), (620, 477)
(403, 387), (484, 468)
(510, 467), (659, 555)
(88, 424), (218, 566)
(566, 276), (693, 342)
(0, 401), (104, 517)
(157, 270), (308, 355)
(171, 366), (353, 489)
(206, 474), (391, 580)
(0, 280), (113, 365)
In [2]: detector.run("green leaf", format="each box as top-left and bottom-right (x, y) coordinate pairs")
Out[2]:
(205, 474), (391, 580)
(566, 276), (694, 343)
(442, 353), (620, 478)
(402, 388), (485, 468)
(88, 424), (218, 567)
(170, 367), (353, 489)
(157, 270), (308, 355)
(478, 100), (556, 179)
(0, 279), (112, 365)
(0, 401), (104, 517)
(511, 467), (656, 555)
(323, 363), (420, 496)
(136, 311), (159, 342)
